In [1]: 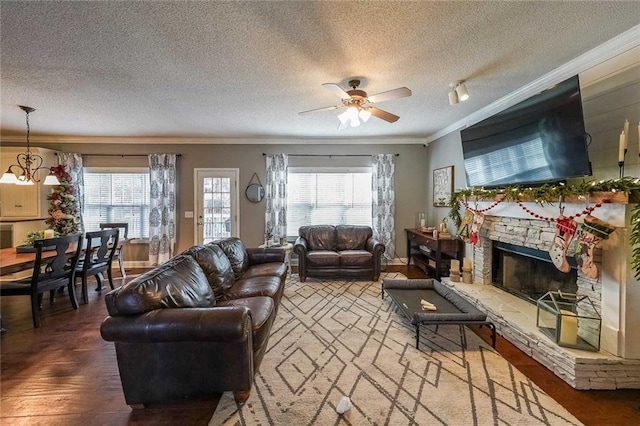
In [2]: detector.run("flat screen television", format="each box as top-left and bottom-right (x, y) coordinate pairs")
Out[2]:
(460, 75), (591, 188)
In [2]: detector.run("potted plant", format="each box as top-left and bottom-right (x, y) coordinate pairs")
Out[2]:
(16, 230), (59, 253)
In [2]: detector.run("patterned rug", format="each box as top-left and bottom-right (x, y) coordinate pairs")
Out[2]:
(209, 273), (582, 425)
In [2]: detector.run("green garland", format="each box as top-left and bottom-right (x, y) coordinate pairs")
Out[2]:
(447, 177), (640, 280)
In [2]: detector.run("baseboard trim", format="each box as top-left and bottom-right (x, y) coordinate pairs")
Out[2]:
(123, 260), (154, 268)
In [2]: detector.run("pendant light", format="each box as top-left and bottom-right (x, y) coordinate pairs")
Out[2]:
(0, 106), (60, 186)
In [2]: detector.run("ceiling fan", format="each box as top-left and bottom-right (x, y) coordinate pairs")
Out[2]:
(299, 79), (412, 129)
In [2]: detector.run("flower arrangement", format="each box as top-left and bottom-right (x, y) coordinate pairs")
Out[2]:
(45, 165), (80, 235)
(265, 224), (274, 245)
(22, 230), (59, 246)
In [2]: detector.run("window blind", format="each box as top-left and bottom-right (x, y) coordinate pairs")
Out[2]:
(286, 168), (372, 237)
(83, 171), (150, 238)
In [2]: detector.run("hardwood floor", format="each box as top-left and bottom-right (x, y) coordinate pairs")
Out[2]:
(1, 266), (638, 425)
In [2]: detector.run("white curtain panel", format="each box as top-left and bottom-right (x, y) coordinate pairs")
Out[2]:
(372, 154), (396, 261)
(264, 154), (288, 243)
(57, 152), (85, 233)
(148, 154), (177, 265)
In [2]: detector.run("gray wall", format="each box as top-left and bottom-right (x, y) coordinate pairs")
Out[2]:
(581, 65), (640, 179)
(427, 64), (640, 236)
(11, 142), (428, 257)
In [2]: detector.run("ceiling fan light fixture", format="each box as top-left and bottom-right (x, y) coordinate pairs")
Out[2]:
(338, 109), (350, 124)
(306, 79), (411, 129)
(359, 108), (372, 122)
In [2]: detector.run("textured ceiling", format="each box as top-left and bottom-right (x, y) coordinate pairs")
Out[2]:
(1, 1), (639, 141)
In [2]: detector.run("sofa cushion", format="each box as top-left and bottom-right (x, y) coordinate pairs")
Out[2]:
(217, 296), (275, 354)
(212, 238), (249, 280)
(105, 255), (214, 316)
(243, 262), (287, 282)
(183, 244), (236, 298)
(299, 225), (336, 251)
(336, 225), (372, 251)
(222, 276), (283, 301)
(306, 250), (340, 267)
(339, 250), (373, 267)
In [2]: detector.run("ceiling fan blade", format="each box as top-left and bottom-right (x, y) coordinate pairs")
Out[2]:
(322, 83), (351, 99)
(298, 105), (340, 115)
(369, 107), (400, 123)
(367, 87), (412, 103)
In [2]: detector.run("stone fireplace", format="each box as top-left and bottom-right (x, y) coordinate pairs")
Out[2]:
(492, 241), (578, 303)
(442, 201), (640, 390)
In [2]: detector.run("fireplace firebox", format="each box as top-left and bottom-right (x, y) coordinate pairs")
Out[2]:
(492, 241), (577, 304)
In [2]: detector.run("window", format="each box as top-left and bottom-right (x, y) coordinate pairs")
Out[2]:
(83, 168), (150, 238)
(286, 167), (372, 237)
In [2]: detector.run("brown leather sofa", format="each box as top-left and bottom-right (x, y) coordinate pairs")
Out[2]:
(294, 225), (385, 282)
(100, 237), (287, 407)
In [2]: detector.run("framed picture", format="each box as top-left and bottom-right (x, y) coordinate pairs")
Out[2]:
(433, 166), (454, 207)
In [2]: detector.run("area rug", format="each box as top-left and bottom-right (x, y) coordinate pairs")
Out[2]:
(209, 273), (582, 426)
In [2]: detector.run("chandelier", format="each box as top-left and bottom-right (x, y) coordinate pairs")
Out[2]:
(0, 106), (60, 186)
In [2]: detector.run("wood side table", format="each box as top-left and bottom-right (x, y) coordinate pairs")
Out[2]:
(258, 242), (293, 274)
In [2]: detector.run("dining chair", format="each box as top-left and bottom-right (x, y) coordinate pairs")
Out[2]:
(99, 223), (128, 279)
(76, 228), (119, 304)
(0, 234), (83, 328)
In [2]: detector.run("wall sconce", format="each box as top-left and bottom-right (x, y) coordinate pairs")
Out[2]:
(0, 106), (60, 186)
(448, 81), (470, 105)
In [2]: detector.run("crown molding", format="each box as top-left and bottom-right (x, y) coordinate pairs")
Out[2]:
(0, 134), (427, 146)
(425, 24), (640, 145)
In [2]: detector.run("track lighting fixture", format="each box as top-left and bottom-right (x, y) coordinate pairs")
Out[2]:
(448, 81), (469, 105)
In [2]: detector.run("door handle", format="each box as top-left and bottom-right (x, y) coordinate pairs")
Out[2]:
(197, 215), (203, 226)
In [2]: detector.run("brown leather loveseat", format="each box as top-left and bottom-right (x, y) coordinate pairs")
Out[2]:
(100, 237), (287, 407)
(294, 225), (385, 282)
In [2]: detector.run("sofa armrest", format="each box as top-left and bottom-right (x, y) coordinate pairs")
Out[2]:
(293, 236), (309, 281)
(366, 237), (386, 255)
(293, 236), (308, 256)
(246, 247), (285, 264)
(100, 306), (251, 343)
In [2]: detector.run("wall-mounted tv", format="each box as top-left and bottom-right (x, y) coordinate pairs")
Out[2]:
(460, 75), (591, 188)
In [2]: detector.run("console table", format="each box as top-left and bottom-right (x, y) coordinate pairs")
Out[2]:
(405, 228), (462, 280)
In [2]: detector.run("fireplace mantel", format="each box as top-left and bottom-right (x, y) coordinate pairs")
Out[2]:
(453, 203), (640, 388)
(471, 199), (628, 227)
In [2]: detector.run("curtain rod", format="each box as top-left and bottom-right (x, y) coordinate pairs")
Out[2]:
(55, 153), (182, 157)
(262, 153), (399, 157)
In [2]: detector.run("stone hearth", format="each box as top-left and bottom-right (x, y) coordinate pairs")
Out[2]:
(445, 206), (640, 390)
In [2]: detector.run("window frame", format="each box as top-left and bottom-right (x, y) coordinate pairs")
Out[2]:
(83, 166), (151, 241)
(286, 166), (373, 237)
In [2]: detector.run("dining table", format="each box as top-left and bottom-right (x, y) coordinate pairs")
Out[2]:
(0, 238), (129, 276)
(0, 246), (59, 276)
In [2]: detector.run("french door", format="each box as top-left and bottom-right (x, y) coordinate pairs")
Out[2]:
(194, 169), (239, 245)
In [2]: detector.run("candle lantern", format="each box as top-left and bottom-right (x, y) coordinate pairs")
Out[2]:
(536, 291), (601, 352)
(416, 212), (427, 230)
